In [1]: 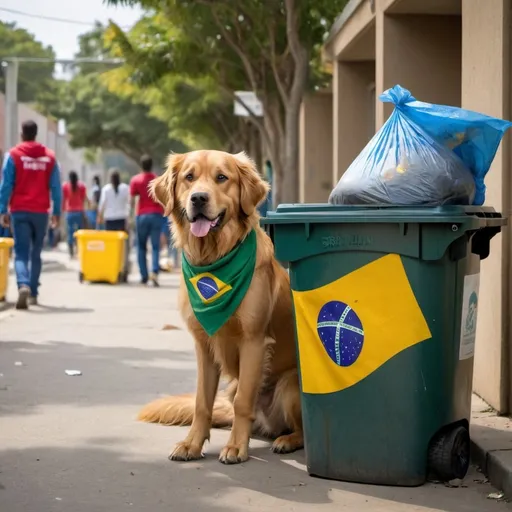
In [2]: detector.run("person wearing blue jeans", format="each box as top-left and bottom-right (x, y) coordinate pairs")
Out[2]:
(161, 216), (179, 270)
(66, 211), (84, 251)
(62, 171), (87, 258)
(11, 211), (49, 298)
(136, 213), (162, 285)
(0, 120), (61, 309)
(130, 154), (164, 287)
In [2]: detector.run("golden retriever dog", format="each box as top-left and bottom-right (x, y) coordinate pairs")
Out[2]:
(140, 149), (303, 464)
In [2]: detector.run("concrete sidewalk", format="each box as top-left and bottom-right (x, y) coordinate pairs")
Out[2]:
(0, 254), (511, 510)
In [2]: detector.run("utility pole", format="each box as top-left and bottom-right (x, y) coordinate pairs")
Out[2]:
(3, 59), (19, 151)
(1, 57), (122, 152)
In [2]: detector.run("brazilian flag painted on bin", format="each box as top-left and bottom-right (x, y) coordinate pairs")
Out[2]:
(292, 254), (432, 394)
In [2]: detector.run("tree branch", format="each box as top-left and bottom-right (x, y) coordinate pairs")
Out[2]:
(284, 0), (309, 111)
(210, 6), (259, 93)
(284, 0), (307, 63)
(268, 23), (289, 108)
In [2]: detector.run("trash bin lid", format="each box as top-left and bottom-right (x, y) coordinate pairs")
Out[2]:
(74, 229), (128, 240)
(262, 204), (502, 226)
(0, 237), (14, 248)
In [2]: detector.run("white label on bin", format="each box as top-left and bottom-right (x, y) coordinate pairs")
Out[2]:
(86, 240), (105, 252)
(459, 273), (480, 360)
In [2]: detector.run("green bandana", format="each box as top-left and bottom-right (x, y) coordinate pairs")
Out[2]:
(182, 229), (257, 336)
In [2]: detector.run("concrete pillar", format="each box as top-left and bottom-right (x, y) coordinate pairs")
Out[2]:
(299, 92), (333, 202)
(376, 13), (462, 128)
(332, 60), (375, 184)
(462, 0), (511, 413)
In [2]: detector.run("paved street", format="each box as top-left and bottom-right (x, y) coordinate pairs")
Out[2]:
(0, 254), (510, 512)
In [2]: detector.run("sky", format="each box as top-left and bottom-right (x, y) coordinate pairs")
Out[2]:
(0, 0), (143, 66)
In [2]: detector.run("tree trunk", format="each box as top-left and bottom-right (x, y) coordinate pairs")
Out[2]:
(282, 103), (300, 203)
(282, 51), (309, 204)
(261, 97), (285, 205)
(248, 125), (262, 172)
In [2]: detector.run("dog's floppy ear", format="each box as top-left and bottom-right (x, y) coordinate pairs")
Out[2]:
(150, 153), (185, 216)
(233, 152), (270, 216)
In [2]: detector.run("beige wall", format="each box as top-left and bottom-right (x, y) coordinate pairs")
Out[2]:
(326, 0), (512, 412)
(333, 60), (375, 184)
(299, 93), (334, 202)
(376, 14), (462, 127)
(462, 0), (511, 413)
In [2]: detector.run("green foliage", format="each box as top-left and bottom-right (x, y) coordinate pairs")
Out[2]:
(104, 13), (243, 149)
(55, 72), (186, 165)
(49, 23), (187, 166)
(104, 0), (348, 201)
(0, 21), (56, 103)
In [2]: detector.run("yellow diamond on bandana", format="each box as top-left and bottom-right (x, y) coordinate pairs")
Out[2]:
(292, 254), (432, 395)
(189, 272), (232, 304)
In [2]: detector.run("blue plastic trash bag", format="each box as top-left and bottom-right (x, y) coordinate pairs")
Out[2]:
(329, 85), (512, 206)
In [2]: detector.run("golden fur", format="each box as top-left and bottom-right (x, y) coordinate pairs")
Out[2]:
(141, 150), (303, 464)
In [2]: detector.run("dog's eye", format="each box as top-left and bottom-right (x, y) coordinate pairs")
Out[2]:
(216, 174), (228, 182)
(185, 173), (194, 182)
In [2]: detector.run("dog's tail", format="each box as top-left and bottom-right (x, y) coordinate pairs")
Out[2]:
(137, 391), (234, 427)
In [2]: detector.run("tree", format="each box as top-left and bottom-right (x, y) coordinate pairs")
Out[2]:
(105, 0), (347, 203)
(106, 65), (239, 151)
(103, 14), (246, 152)
(54, 73), (187, 164)
(0, 21), (56, 103)
(46, 23), (187, 167)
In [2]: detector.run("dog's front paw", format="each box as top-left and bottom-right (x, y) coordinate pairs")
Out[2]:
(219, 444), (249, 465)
(169, 441), (204, 461)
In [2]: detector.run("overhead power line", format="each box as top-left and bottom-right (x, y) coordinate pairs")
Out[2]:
(0, 6), (133, 29)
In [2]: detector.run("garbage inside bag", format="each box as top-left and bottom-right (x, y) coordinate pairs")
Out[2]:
(329, 85), (512, 206)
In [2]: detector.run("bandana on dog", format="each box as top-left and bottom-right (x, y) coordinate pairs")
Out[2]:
(182, 229), (257, 336)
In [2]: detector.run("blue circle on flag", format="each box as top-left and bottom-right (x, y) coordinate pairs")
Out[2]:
(317, 300), (364, 367)
(197, 276), (219, 300)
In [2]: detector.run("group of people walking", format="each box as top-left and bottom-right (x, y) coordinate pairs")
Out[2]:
(0, 120), (178, 309)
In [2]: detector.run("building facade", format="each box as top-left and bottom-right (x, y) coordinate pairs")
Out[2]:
(300, 0), (512, 413)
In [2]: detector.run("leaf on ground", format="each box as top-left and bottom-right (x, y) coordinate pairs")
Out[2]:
(161, 324), (180, 331)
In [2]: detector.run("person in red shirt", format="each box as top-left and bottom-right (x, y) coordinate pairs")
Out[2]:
(130, 154), (163, 286)
(62, 171), (88, 258)
(0, 120), (62, 309)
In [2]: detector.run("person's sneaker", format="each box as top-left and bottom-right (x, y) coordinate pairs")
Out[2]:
(150, 273), (160, 288)
(140, 278), (148, 286)
(15, 286), (30, 310)
(28, 296), (38, 306)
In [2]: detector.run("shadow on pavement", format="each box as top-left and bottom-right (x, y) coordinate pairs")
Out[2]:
(0, 443), (500, 512)
(25, 304), (95, 314)
(0, 340), (197, 417)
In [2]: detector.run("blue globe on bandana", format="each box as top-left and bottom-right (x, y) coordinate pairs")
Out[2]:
(196, 276), (219, 300)
(317, 300), (365, 367)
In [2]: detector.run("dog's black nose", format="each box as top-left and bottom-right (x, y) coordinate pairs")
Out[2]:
(191, 192), (209, 206)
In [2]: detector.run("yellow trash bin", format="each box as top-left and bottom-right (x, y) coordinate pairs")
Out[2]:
(74, 230), (128, 284)
(0, 237), (14, 302)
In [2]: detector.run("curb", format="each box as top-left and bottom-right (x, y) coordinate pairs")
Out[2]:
(471, 438), (512, 497)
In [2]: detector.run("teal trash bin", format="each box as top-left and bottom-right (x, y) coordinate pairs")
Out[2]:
(263, 204), (506, 486)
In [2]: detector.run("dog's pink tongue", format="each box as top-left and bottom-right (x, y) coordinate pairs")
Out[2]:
(190, 218), (212, 237)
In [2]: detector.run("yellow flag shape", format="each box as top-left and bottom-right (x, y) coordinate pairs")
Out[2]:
(292, 254), (432, 394)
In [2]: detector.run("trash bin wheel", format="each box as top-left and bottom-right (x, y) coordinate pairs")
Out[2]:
(428, 425), (470, 481)
(79, 272), (84, 283)
(121, 270), (129, 283)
